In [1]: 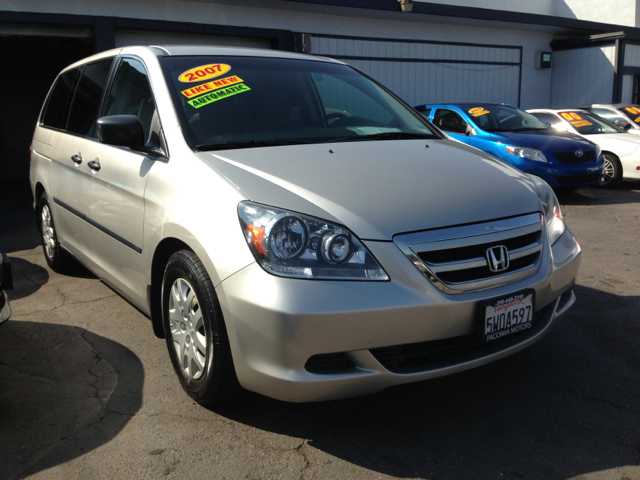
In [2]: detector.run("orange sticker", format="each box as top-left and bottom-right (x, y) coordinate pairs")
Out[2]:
(572, 120), (592, 127)
(561, 112), (583, 121)
(181, 75), (244, 98)
(625, 107), (640, 114)
(473, 111), (490, 117)
(469, 107), (484, 114)
(179, 64), (231, 83)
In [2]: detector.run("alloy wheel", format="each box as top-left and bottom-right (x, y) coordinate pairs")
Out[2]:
(41, 204), (56, 260)
(168, 278), (208, 380)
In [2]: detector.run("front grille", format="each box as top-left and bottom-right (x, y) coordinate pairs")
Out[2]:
(370, 303), (553, 374)
(556, 173), (600, 185)
(553, 151), (594, 164)
(394, 213), (544, 294)
(305, 352), (355, 374)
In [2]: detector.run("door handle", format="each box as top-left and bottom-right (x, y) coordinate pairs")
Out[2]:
(71, 154), (82, 165)
(88, 159), (101, 172)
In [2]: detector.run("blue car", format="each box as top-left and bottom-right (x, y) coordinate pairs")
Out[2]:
(414, 103), (604, 188)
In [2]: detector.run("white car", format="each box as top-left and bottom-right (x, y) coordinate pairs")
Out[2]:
(528, 109), (640, 187)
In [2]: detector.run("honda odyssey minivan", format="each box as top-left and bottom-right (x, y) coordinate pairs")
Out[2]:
(30, 46), (581, 406)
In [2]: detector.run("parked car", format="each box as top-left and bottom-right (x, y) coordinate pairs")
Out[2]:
(528, 108), (640, 187)
(30, 46), (581, 405)
(573, 103), (640, 136)
(0, 253), (12, 326)
(414, 103), (604, 189)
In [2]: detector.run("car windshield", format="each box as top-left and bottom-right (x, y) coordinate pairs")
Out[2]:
(160, 56), (439, 150)
(558, 111), (625, 135)
(464, 105), (549, 132)
(618, 105), (640, 123)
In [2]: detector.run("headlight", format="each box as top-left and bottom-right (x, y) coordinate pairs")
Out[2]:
(238, 201), (389, 280)
(506, 146), (548, 163)
(528, 175), (565, 245)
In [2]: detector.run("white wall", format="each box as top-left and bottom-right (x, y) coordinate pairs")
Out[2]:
(550, 46), (616, 107)
(413, 0), (638, 27)
(1, 0), (556, 108)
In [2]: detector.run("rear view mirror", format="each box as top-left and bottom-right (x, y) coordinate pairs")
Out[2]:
(97, 115), (148, 152)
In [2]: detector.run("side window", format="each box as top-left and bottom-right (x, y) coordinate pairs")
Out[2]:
(41, 68), (81, 130)
(592, 108), (616, 120)
(433, 109), (468, 134)
(531, 112), (558, 126)
(416, 107), (432, 120)
(104, 58), (158, 145)
(67, 59), (113, 136)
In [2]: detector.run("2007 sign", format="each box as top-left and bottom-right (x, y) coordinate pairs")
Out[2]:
(179, 64), (231, 83)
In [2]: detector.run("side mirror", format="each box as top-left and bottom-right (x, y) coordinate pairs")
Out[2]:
(465, 124), (476, 136)
(97, 115), (149, 153)
(614, 119), (632, 130)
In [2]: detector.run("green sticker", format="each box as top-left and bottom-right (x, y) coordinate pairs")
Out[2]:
(188, 83), (251, 109)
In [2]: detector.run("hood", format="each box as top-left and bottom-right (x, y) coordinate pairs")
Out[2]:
(198, 140), (542, 240)
(582, 133), (640, 155)
(491, 130), (596, 152)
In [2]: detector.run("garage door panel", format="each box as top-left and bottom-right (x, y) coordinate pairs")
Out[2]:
(308, 34), (521, 107)
(114, 29), (272, 49)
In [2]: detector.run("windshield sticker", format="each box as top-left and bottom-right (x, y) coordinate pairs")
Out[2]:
(188, 83), (251, 109)
(625, 107), (640, 114)
(181, 75), (244, 98)
(179, 64), (231, 83)
(560, 112), (592, 128)
(469, 107), (490, 117)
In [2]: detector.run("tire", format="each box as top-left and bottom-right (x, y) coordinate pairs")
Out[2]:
(598, 153), (622, 188)
(162, 250), (241, 407)
(39, 192), (71, 273)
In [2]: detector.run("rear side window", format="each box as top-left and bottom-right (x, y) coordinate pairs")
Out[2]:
(67, 59), (113, 136)
(433, 109), (468, 134)
(41, 68), (80, 129)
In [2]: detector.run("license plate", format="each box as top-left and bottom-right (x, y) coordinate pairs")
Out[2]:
(484, 292), (534, 342)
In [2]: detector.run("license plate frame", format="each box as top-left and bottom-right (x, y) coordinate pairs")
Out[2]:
(480, 290), (535, 343)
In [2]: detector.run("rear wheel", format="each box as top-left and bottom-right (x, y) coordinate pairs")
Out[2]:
(39, 193), (71, 272)
(162, 250), (241, 407)
(598, 153), (622, 188)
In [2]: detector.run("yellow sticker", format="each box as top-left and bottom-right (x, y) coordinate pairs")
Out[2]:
(179, 64), (232, 83)
(468, 107), (484, 114)
(572, 120), (592, 127)
(181, 75), (244, 98)
(625, 107), (640, 114)
(473, 111), (490, 117)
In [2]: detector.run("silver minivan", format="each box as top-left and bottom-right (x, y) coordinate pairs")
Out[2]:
(30, 46), (581, 406)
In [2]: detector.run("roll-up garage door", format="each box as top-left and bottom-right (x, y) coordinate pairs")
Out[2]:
(304, 34), (522, 107)
(115, 29), (273, 49)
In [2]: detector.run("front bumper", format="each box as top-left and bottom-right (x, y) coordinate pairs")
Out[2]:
(504, 155), (603, 188)
(620, 155), (640, 180)
(216, 227), (581, 402)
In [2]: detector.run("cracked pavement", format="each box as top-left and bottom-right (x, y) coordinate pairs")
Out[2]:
(0, 181), (639, 480)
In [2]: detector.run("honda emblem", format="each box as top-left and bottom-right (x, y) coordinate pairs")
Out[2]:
(486, 245), (509, 272)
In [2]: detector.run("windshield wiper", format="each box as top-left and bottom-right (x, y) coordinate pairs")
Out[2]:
(196, 140), (306, 151)
(328, 132), (437, 142)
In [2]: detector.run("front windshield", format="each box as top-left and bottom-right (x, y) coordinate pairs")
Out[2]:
(160, 56), (439, 150)
(620, 105), (640, 123)
(559, 111), (625, 135)
(465, 105), (549, 132)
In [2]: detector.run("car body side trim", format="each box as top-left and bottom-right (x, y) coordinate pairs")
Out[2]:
(53, 196), (143, 254)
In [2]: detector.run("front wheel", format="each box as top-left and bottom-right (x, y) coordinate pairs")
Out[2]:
(162, 250), (241, 407)
(598, 153), (622, 188)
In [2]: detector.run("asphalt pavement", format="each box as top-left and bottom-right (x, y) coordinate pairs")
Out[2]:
(0, 180), (639, 480)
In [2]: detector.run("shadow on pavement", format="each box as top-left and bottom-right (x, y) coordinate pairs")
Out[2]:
(0, 180), (40, 254)
(216, 284), (640, 479)
(556, 181), (640, 206)
(0, 321), (144, 480)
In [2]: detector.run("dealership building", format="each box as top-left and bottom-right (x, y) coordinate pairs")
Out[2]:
(2, 0), (640, 180)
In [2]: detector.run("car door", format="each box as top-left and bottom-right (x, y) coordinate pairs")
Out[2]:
(82, 57), (163, 306)
(432, 108), (471, 145)
(49, 59), (114, 260)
